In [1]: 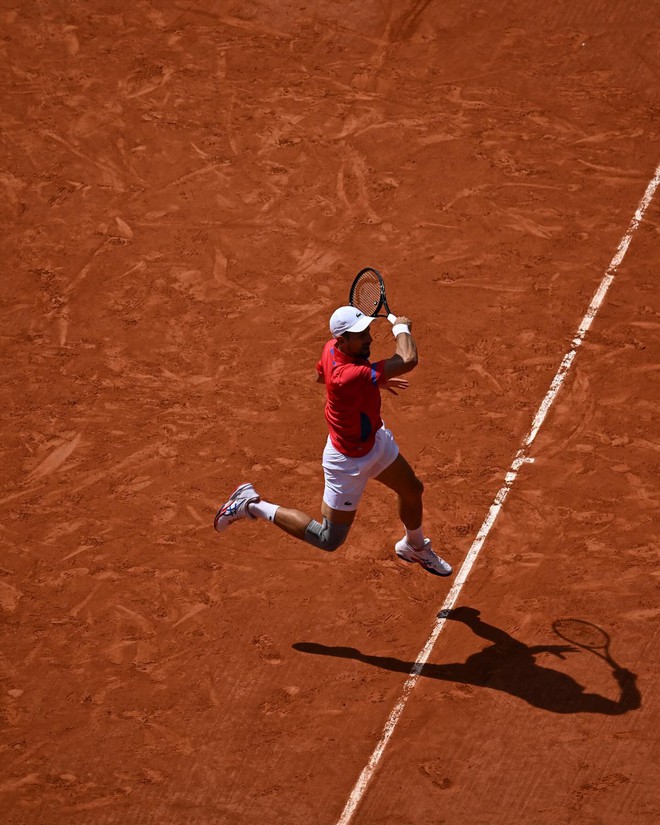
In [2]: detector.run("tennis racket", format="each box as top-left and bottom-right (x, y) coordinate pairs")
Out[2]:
(552, 619), (618, 668)
(349, 267), (397, 324)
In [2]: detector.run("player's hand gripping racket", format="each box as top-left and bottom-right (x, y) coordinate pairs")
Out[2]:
(349, 267), (397, 324)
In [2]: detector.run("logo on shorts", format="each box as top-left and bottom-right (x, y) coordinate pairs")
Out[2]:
(344, 501), (353, 506)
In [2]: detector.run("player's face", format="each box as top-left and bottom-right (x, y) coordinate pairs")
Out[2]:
(340, 328), (372, 359)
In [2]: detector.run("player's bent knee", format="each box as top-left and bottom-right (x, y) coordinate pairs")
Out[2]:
(303, 518), (350, 552)
(401, 475), (424, 500)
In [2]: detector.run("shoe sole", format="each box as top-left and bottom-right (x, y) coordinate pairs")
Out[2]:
(396, 550), (452, 577)
(214, 483), (258, 532)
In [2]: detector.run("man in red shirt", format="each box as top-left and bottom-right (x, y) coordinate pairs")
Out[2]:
(214, 306), (452, 576)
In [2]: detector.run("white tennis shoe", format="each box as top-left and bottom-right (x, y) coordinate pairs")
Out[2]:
(214, 483), (260, 532)
(395, 537), (452, 577)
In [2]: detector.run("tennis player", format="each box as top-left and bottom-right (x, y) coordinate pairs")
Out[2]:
(214, 306), (452, 577)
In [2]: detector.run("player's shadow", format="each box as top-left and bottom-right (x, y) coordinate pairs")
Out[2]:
(293, 607), (640, 715)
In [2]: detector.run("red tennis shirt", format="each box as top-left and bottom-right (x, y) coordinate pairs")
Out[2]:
(316, 339), (388, 457)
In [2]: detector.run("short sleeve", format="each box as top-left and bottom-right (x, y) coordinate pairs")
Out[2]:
(369, 359), (388, 386)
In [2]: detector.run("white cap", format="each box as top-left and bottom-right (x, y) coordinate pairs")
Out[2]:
(329, 306), (376, 337)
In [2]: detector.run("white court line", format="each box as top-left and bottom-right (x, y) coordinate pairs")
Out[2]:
(336, 160), (660, 825)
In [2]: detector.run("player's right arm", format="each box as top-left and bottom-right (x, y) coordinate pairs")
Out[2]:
(382, 316), (418, 378)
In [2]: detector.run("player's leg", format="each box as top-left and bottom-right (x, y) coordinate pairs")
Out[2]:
(374, 453), (424, 538)
(268, 500), (355, 542)
(214, 439), (365, 552)
(375, 452), (452, 577)
(214, 481), (358, 553)
(298, 501), (355, 551)
(232, 497), (355, 552)
(294, 439), (364, 551)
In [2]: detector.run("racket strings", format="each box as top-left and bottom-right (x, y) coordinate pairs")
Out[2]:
(553, 620), (609, 649)
(352, 276), (381, 316)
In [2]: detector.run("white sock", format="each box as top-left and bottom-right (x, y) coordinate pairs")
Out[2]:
(405, 526), (425, 549)
(248, 500), (279, 523)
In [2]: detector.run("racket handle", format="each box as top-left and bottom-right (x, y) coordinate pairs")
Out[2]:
(387, 313), (397, 324)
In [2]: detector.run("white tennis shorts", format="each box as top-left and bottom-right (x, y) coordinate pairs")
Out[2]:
(322, 426), (399, 511)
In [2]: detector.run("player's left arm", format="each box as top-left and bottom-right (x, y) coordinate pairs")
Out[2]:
(382, 376), (409, 395)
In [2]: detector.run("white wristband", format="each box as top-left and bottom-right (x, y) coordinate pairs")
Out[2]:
(392, 323), (410, 337)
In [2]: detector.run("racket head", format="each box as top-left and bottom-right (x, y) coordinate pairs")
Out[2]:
(349, 267), (389, 318)
(552, 618), (610, 651)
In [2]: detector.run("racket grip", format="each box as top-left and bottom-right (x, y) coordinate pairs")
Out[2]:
(387, 313), (397, 324)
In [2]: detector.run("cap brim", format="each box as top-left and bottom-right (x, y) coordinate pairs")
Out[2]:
(346, 314), (376, 333)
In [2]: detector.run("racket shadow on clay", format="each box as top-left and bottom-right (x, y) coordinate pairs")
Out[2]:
(293, 607), (640, 716)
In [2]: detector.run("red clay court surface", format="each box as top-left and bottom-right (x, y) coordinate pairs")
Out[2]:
(2, 2), (659, 824)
